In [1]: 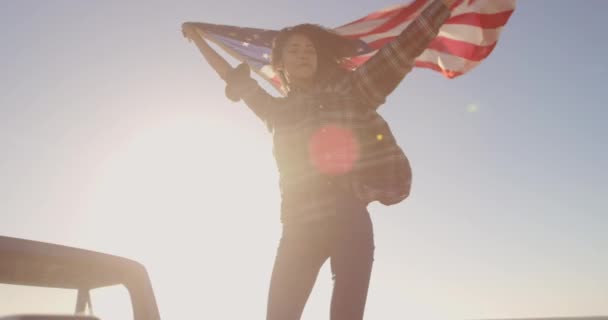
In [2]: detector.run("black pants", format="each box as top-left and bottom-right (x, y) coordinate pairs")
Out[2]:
(266, 199), (375, 320)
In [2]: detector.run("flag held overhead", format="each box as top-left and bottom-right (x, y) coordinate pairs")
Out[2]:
(186, 0), (515, 93)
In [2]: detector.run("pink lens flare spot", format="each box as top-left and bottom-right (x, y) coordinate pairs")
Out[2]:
(308, 125), (360, 176)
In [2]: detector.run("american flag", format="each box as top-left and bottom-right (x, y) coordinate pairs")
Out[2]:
(190, 0), (516, 93)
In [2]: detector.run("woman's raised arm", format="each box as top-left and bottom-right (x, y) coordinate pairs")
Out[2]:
(182, 23), (285, 129)
(182, 22), (234, 80)
(345, 0), (456, 109)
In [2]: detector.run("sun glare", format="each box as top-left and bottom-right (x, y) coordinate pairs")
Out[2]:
(79, 112), (281, 317)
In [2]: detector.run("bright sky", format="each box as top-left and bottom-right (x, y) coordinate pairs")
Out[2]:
(1, 0), (607, 319)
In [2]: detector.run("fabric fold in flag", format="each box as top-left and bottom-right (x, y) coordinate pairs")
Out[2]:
(189, 0), (516, 92)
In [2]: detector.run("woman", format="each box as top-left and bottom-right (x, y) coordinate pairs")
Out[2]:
(183, 0), (454, 318)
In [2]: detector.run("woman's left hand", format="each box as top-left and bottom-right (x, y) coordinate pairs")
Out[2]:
(181, 22), (198, 40)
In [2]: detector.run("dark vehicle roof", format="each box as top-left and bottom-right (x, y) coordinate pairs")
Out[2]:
(0, 236), (160, 320)
(0, 235), (143, 289)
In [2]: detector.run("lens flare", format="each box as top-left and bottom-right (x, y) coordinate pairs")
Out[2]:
(308, 125), (360, 176)
(466, 103), (479, 113)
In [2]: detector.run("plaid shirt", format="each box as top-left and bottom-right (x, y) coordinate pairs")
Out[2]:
(227, 0), (451, 225)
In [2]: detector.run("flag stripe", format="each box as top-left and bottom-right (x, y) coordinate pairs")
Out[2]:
(338, 0), (426, 29)
(427, 36), (497, 61)
(336, 18), (392, 36)
(451, 0), (516, 15)
(446, 10), (515, 28)
(438, 24), (503, 46)
(354, 19), (503, 47)
(338, 0), (430, 38)
(191, 0), (516, 92)
(415, 60), (465, 78)
(416, 48), (480, 73)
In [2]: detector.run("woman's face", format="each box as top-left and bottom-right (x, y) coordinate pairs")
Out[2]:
(279, 33), (318, 86)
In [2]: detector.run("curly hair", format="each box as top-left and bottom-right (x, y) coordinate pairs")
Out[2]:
(271, 24), (360, 92)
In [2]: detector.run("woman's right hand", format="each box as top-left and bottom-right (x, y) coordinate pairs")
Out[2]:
(181, 21), (232, 81)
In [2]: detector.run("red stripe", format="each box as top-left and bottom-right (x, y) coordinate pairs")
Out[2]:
(414, 61), (464, 78)
(339, 7), (402, 28)
(343, 0), (427, 38)
(427, 36), (497, 61)
(349, 55), (466, 79)
(446, 10), (514, 28)
(365, 35), (498, 62)
(338, 0), (427, 29)
(270, 76), (282, 90)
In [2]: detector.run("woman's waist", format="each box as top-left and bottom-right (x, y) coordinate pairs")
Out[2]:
(279, 170), (352, 193)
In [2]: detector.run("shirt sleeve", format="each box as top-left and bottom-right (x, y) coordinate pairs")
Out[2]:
(346, 0), (452, 109)
(224, 63), (285, 131)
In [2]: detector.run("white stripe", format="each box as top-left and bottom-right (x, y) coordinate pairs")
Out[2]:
(260, 65), (276, 78)
(355, 21), (414, 43)
(353, 47), (483, 76)
(439, 24), (504, 46)
(356, 20), (504, 47)
(335, 17), (393, 36)
(335, 0), (432, 36)
(451, 0), (516, 16)
(339, 0), (514, 45)
(415, 48), (480, 73)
